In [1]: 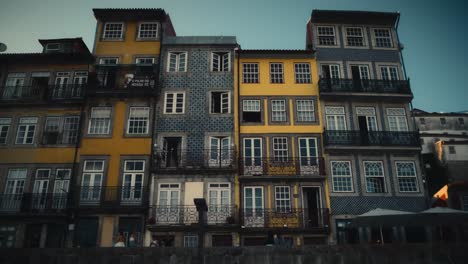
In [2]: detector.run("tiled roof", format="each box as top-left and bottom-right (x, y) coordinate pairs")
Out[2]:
(163, 36), (237, 45)
(93, 8), (167, 21)
(311, 9), (399, 26)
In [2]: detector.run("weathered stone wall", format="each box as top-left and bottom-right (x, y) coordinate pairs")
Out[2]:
(1, 244), (467, 264)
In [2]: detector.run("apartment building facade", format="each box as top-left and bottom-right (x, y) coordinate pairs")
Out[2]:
(306, 10), (427, 244)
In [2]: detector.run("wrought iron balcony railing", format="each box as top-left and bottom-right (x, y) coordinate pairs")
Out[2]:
(77, 186), (147, 208)
(148, 205), (237, 226)
(239, 157), (325, 177)
(318, 78), (411, 95)
(42, 131), (79, 145)
(0, 85), (85, 102)
(153, 149), (237, 172)
(240, 208), (330, 230)
(0, 193), (69, 214)
(324, 130), (420, 147)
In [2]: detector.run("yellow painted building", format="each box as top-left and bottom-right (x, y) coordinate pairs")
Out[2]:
(0, 38), (93, 248)
(235, 49), (330, 246)
(73, 8), (175, 248)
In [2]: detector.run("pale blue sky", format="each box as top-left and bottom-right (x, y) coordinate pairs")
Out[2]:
(1, 0), (467, 112)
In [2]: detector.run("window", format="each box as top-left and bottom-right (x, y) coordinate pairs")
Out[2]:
(33, 169), (50, 209)
(356, 107), (378, 131)
(184, 235), (198, 248)
(207, 183), (231, 223)
(321, 64), (341, 79)
(243, 138), (262, 170)
(164, 92), (185, 114)
(53, 169), (71, 208)
(331, 161), (353, 192)
(387, 108), (408, 131)
(449, 146), (456, 154)
(440, 118), (447, 126)
(43, 117), (60, 144)
(45, 43), (61, 53)
(16, 117), (37, 144)
(271, 100), (287, 122)
(210, 92), (230, 114)
(380, 66), (399, 80)
(317, 26), (336, 45)
(137, 22), (158, 39)
(208, 137), (231, 167)
(0, 118), (11, 144)
(73, 71), (88, 91)
(242, 63), (259, 83)
(294, 63), (311, 83)
(419, 118), (425, 125)
(135, 57), (155, 65)
(242, 100), (261, 122)
(62, 116), (80, 144)
(88, 107), (112, 135)
(298, 137), (318, 167)
(345, 27), (365, 47)
(272, 137), (288, 161)
(127, 107), (149, 134)
(80, 160), (104, 204)
(275, 186), (291, 212)
(296, 100), (315, 122)
(157, 183), (180, 224)
(4, 169), (27, 194)
(122, 160), (145, 203)
(373, 29), (393, 48)
(364, 161), (386, 193)
(98, 57), (119, 65)
(458, 118), (465, 126)
(325, 106), (346, 130)
(211, 52), (230, 72)
(3, 73), (25, 99)
(396, 162), (418, 192)
(270, 63), (284, 83)
(167, 52), (187, 72)
(103, 22), (124, 39)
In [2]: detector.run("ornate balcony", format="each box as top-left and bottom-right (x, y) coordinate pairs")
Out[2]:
(324, 130), (420, 148)
(240, 208), (329, 231)
(147, 205), (237, 226)
(239, 157), (325, 177)
(0, 193), (69, 215)
(318, 78), (412, 99)
(77, 186), (148, 212)
(0, 84), (85, 103)
(153, 149), (237, 173)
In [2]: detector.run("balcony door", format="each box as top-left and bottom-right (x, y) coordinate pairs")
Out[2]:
(243, 138), (262, 175)
(302, 187), (322, 228)
(80, 161), (104, 205)
(52, 169), (70, 209)
(298, 137), (319, 175)
(121, 160), (144, 205)
(357, 107), (377, 145)
(162, 137), (182, 168)
(32, 169), (50, 209)
(53, 72), (70, 98)
(209, 136), (231, 167)
(351, 65), (369, 90)
(208, 183), (231, 224)
(2, 169), (27, 211)
(243, 187), (264, 227)
(73, 72), (87, 97)
(3, 73), (25, 99)
(157, 184), (180, 224)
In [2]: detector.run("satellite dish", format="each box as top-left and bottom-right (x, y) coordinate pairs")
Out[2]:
(0, 43), (7, 52)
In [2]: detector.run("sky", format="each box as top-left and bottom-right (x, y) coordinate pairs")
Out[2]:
(0, 0), (467, 112)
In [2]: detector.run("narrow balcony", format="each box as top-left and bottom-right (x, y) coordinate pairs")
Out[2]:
(88, 65), (158, 97)
(324, 130), (420, 148)
(147, 205), (237, 226)
(0, 84), (85, 104)
(318, 78), (412, 99)
(153, 149), (237, 174)
(0, 193), (69, 215)
(240, 208), (329, 232)
(239, 157), (325, 177)
(77, 186), (148, 212)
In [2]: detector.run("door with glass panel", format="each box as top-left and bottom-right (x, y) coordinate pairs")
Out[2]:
(32, 169), (50, 209)
(2, 169), (27, 211)
(351, 65), (370, 91)
(53, 72), (70, 98)
(53, 169), (70, 209)
(208, 137), (231, 167)
(3, 73), (25, 99)
(80, 161), (104, 205)
(121, 160), (144, 205)
(380, 66), (400, 91)
(207, 183), (231, 224)
(73, 72), (87, 97)
(243, 187), (264, 227)
(298, 137), (319, 175)
(157, 184), (180, 224)
(243, 138), (262, 175)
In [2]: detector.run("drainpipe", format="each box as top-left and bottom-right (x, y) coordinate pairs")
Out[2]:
(235, 45), (241, 246)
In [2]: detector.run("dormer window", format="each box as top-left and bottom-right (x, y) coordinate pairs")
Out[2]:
(103, 22), (124, 39)
(99, 57), (119, 65)
(137, 22), (159, 39)
(45, 43), (61, 53)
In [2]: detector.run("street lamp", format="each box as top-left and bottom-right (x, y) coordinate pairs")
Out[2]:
(194, 198), (207, 264)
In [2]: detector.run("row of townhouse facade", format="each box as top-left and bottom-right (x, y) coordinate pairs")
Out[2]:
(0, 8), (427, 248)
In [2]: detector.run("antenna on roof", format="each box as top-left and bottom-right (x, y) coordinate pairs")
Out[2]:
(0, 43), (7, 52)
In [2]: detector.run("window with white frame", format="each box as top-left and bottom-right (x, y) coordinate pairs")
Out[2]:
(4, 169), (27, 200)
(275, 186), (291, 212)
(373, 28), (393, 48)
(272, 137), (288, 161)
(270, 63), (284, 83)
(294, 63), (311, 83)
(62, 116), (80, 144)
(380, 66), (399, 80)
(364, 161), (386, 193)
(396, 162), (419, 192)
(271, 100), (287, 122)
(45, 43), (61, 53)
(137, 22), (158, 39)
(210, 92), (230, 114)
(211, 52), (230, 72)
(16, 117), (37, 144)
(208, 183), (230, 206)
(331, 161), (353, 192)
(321, 64), (341, 79)
(298, 137), (318, 166)
(127, 107), (149, 134)
(345, 27), (365, 47)
(73, 71), (88, 89)
(80, 160), (104, 203)
(164, 92), (185, 114)
(356, 107), (378, 131)
(88, 107), (112, 135)
(158, 184), (180, 207)
(296, 100), (315, 122)
(3, 73), (25, 99)
(325, 106), (346, 130)
(43, 116), (80, 145)
(135, 57), (155, 65)
(242, 99), (261, 122)
(98, 57), (119, 65)
(242, 63), (259, 83)
(167, 52), (187, 72)
(317, 26), (336, 46)
(184, 235), (198, 248)
(122, 160), (145, 202)
(386, 108), (408, 131)
(0, 118), (11, 144)
(103, 22), (124, 39)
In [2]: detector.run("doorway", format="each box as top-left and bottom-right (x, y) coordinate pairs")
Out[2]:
(163, 137), (182, 167)
(358, 116), (370, 145)
(31, 77), (49, 99)
(24, 224), (42, 248)
(302, 187), (322, 228)
(76, 218), (98, 248)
